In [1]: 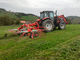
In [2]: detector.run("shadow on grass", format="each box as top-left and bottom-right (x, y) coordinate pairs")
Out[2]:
(0, 33), (20, 40)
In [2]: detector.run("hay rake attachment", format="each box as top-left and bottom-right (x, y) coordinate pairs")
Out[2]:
(9, 22), (46, 39)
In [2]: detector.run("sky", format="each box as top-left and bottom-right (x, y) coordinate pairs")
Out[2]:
(0, 0), (80, 17)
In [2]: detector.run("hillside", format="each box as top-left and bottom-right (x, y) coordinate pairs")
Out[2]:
(0, 25), (80, 60)
(66, 16), (80, 20)
(0, 8), (80, 24)
(0, 8), (39, 21)
(66, 16), (80, 24)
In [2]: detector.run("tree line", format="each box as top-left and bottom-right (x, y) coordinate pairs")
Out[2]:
(0, 15), (20, 26)
(65, 18), (72, 24)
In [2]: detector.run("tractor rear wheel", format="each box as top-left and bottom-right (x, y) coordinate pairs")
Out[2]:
(58, 22), (66, 30)
(42, 19), (54, 32)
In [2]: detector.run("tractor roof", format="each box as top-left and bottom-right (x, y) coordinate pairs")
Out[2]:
(40, 11), (53, 13)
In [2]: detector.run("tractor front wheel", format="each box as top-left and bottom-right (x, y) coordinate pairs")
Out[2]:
(58, 22), (66, 30)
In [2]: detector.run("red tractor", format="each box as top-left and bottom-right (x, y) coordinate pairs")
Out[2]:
(36, 11), (68, 32)
(9, 11), (68, 39)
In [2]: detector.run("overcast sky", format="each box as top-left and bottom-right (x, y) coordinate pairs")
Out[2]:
(0, 0), (80, 17)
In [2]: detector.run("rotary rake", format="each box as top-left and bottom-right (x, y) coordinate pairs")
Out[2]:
(9, 21), (46, 39)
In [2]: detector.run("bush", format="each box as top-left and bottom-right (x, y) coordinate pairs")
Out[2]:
(0, 15), (20, 26)
(16, 20), (20, 24)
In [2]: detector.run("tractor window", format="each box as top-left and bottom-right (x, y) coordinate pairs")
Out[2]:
(50, 12), (53, 17)
(49, 12), (54, 20)
(40, 13), (43, 19)
(44, 12), (48, 18)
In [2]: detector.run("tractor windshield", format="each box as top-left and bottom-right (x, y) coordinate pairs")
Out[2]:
(44, 12), (48, 18)
(40, 13), (43, 19)
(49, 12), (54, 20)
(40, 12), (48, 19)
(40, 11), (54, 20)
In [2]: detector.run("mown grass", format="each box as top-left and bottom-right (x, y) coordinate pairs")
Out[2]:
(0, 24), (80, 60)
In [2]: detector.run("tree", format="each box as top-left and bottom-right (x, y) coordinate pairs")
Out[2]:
(16, 20), (20, 24)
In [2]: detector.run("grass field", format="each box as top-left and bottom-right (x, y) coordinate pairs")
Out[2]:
(0, 24), (80, 60)
(0, 12), (18, 18)
(21, 15), (38, 21)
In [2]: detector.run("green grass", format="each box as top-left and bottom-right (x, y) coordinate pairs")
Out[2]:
(0, 24), (80, 60)
(0, 12), (18, 18)
(21, 15), (38, 21)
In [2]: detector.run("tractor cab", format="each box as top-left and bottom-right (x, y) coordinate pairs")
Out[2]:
(40, 11), (54, 21)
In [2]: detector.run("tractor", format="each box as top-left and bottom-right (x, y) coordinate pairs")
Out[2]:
(9, 11), (68, 39)
(37, 11), (68, 32)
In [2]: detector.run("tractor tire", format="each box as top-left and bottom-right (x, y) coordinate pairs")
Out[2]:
(58, 21), (66, 30)
(42, 19), (54, 32)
